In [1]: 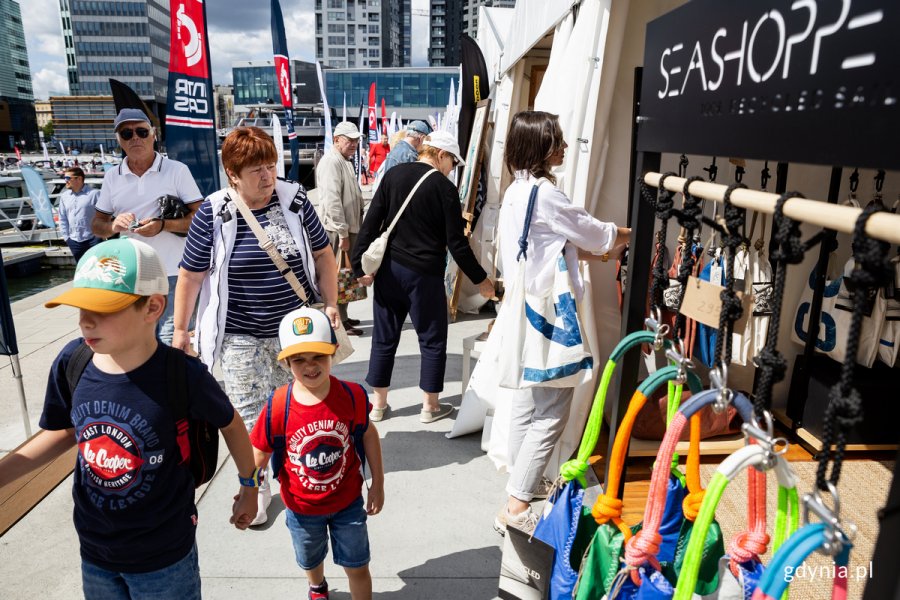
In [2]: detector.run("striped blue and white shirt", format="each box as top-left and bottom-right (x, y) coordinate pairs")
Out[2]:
(181, 194), (330, 338)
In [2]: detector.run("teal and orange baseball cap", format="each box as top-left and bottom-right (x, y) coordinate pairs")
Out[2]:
(277, 307), (338, 360)
(45, 238), (169, 313)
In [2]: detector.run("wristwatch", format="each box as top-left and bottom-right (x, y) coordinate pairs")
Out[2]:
(238, 467), (263, 487)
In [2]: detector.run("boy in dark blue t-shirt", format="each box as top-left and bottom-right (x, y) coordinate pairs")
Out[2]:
(0, 239), (261, 599)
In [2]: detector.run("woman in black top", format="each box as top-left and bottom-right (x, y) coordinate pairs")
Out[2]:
(353, 131), (494, 424)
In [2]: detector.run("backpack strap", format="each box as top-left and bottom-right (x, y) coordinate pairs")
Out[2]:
(65, 342), (94, 400)
(265, 383), (292, 478)
(339, 381), (369, 480)
(164, 345), (190, 466)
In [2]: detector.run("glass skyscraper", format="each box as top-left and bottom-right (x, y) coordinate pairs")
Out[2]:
(60, 0), (170, 106)
(0, 0), (33, 100)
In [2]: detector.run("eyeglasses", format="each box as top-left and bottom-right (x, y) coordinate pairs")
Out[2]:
(118, 127), (151, 140)
(64, 175), (81, 181)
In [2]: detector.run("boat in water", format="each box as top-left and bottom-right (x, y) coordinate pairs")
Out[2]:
(0, 175), (104, 245)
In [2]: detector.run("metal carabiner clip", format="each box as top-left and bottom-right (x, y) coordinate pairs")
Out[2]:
(709, 364), (733, 414)
(802, 481), (858, 556)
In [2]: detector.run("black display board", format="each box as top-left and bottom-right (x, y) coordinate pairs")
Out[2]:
(0, 252), (18, 356)
(638, 0), (900, 169)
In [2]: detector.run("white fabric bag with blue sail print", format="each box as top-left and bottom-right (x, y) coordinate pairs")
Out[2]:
(497, 184), (593, 390)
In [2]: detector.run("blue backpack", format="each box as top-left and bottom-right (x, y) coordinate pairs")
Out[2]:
(264, 380), (369, 479)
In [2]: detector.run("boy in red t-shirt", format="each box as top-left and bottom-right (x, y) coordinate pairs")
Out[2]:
(250, 307), (384, 600)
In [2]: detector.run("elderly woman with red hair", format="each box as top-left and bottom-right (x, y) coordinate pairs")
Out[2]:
(173, 126), (338, 525)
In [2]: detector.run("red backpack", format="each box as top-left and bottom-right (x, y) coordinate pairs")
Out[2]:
(265, 380), (369, 479)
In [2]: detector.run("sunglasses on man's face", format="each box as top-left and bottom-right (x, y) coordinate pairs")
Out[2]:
(118, 127), (151, 140)
(64, 175), (81, 181)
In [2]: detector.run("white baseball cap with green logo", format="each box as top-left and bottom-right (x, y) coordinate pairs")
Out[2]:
(277, 307), (338, 360)
(45, 238), (169, 312)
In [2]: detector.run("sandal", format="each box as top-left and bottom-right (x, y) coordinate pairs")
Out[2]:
(370, 405), (390, 422)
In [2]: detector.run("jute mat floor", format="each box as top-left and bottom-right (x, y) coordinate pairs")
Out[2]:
(700, 459), (893, 600)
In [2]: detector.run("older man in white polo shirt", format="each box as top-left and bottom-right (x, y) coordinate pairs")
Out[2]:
(91, 108), (203, 344)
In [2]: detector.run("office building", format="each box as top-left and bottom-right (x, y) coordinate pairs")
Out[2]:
(232, 60), (322, 110)
(462, 0), (515, 39)
(214, 85), (234, 130)
(0, 0), (33, 101)
(0, 0), (38, 151)
(315, 0), (410, 69)
(428, 0), (462, 67)
(59, 0), (170, 111)
(51, 95), (117, 153)
(35, 100), (52, 129)
(324, 67), (456, 121)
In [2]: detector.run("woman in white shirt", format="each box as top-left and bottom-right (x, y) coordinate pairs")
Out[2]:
(494, 110), (630, 534)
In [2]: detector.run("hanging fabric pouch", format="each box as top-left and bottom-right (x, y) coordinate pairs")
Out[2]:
(831, 256), (886, 367)
(877, 258), (900, 365)
(498, 183), (593, 389)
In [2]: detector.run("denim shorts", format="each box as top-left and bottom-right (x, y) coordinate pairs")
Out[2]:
(81, 543), (200, 600)
(285, 495), (370, 570)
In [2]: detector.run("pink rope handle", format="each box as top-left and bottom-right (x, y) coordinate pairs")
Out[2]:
(728, 443), (771, 575)
(624, 412), (687, 570)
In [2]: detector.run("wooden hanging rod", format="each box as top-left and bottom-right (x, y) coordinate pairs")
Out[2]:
(644, 172), (900, 246)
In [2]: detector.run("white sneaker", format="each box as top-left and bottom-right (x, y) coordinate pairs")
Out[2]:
(250, 483), (271, 527)
(493, 505), (539, 536)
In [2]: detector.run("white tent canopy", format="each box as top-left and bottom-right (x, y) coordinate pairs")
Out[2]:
(498, 0), (579, 77)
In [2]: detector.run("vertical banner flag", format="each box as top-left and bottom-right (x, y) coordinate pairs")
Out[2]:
(0, 251), (18, 356)
(165, 0), (220, 198)
(271, 111), (285, 178)
(381, 98), (387, 137)
(388, 111), (398, 138)
(14, 146), (21, 163)
(100, 144), (106, 163)
(271, 0), (300, 181)
(42, 142), (50, 162)
(368, 82), (377, 143)
(315, 61), (332, 153)
(342, 93), (347, 122)
(354, 101), (364, 182)
(20, 166), (55, 228)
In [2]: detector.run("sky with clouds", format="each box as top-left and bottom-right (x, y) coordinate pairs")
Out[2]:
(21, 0), (431, 100)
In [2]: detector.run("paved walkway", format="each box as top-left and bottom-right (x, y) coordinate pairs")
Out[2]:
(1, 282), (508, 599)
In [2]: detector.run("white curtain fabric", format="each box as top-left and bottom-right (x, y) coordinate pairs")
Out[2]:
(499, 0), (579, 77)
(452, 0), (634, 480)
(534, 0), (611, 205)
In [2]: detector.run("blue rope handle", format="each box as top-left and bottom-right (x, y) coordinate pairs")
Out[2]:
(516, 183), (540, 261)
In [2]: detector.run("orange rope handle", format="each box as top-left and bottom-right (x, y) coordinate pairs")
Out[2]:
(592, 391), (647, 528)
(683, 413), (705, 521)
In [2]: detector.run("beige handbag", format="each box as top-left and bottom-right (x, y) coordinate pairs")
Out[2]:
(230, 194), (354, 364)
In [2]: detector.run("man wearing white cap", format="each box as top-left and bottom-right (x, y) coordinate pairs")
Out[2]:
(91, 108), (203, 345)
(372, 120), (431, 192)
(314, 121), (365, 335)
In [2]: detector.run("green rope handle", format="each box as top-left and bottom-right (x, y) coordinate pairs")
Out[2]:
(560, 331), (671, 487)
(674, 472), (728, 600)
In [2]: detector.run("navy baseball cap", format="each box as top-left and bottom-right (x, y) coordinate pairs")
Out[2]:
(407, 120), (431, 135)
(113, 108), (151, 131)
